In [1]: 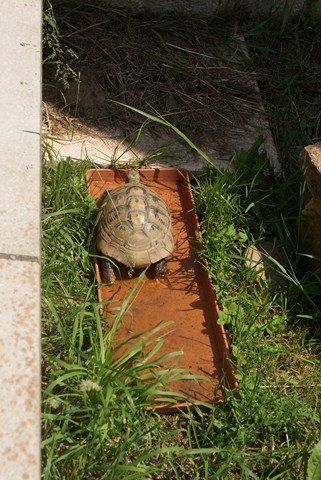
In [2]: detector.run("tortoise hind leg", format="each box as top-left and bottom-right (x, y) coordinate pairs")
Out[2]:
(101, 259), (116, 285)
(155, 259), (167, 277)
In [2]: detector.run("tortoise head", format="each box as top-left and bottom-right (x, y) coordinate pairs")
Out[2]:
(127, 169), (140, 184)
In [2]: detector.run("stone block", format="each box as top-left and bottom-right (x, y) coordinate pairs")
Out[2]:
(300, 142), (321, 199)
(299, 142), (321, 270)
(244, 241), (288, 290)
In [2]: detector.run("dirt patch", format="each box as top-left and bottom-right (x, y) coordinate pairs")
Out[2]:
(43, 5), (278, 170)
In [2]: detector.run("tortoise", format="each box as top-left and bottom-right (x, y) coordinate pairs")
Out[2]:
(96, 169), (174, 284)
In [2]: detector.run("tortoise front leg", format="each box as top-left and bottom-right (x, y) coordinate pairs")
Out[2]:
(101, 259), (116, 285)
(155, 259), (167, 277)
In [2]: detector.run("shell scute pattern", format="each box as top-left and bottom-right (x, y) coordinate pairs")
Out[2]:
(97, 171), (174, 270)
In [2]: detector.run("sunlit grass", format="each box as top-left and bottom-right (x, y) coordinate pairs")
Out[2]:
(41, 154), (210, 479)
(42, 140), (321, 478)
(42, 5), (321, 479)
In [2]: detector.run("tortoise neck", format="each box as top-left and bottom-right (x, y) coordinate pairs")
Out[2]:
(127, 170), (140, 184)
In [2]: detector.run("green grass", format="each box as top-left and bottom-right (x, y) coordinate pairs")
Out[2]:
(244, 8), (321, 169)
(42, 155), (209, 479)
(42, 148), (321, 479)
(42, 5), (321, 479)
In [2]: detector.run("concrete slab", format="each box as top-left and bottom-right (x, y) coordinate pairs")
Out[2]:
(46, 97), (279, 172)
(0, 1), (41, 479)
(0, 1), (41, 258)
(44, 31), (280, 173)
(0, 258), (41, 480)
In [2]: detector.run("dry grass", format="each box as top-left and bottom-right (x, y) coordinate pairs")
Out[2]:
(43, 5), (260, 143)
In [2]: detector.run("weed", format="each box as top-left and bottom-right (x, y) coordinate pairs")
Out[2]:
(43, 0), (77, 88)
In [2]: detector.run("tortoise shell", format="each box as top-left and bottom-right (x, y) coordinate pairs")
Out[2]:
(96, 170), (174, 269)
